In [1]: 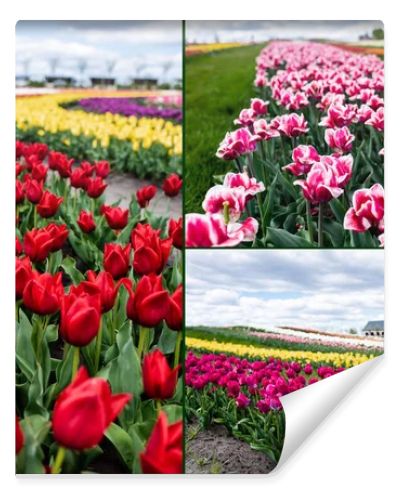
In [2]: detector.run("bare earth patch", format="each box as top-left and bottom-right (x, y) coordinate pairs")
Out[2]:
(105, 172), (181, 219)
(186, 424), (277, 474)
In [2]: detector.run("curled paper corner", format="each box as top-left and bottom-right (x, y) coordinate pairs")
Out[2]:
(273, 355), (384, 473)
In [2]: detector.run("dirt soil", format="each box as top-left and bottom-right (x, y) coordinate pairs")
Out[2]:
(105, 172), (181, 219)
(185, 424), (277, 474)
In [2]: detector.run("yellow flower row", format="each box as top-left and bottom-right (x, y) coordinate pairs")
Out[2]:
(16, 94), (182, 156)
(186, 42), (247, 55)
(186, 337), (374, 368)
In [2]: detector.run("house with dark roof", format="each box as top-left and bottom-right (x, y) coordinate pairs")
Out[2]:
(362, 320), (384, 337)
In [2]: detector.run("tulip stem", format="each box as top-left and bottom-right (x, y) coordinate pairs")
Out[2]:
(137, 326), (148, 359)
(71, 346), (80, 381)
(306, 200), (314, 244)
(318, 203), (324, 248)
(94, 316), (103, 374)
(156, 399), (162, 414)
(51, 446), (66, 474)
(174, 331), (182, 368)
(33, 206), (38, 228)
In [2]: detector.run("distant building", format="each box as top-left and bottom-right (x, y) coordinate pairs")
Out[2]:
(90, 77), (116, 87)
(362, 320), (384, 337)
(45, 76), (77, 87)
(132, 78), (158, 88)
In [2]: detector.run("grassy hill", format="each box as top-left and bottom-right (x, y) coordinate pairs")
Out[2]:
(184, 43), (266, 213)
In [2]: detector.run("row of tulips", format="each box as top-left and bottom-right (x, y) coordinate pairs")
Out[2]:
(186, 351), (344, 462)
(16, 140), (183, 474)
(186, 336), (374, 368)
(186, 41), (384, 248)
(16, 93), (182, 179)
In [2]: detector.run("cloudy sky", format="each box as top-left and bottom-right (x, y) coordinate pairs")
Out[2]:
(16, 21), (182, 83)
(186, 20), (383, 44)
(186, 250), (384, 333)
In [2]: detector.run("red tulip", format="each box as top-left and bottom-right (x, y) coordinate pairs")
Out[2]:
(37, 191), (63, 218)
(22, 272), (63, 315)
(162, 174), (182, 197)
(52, 367), (131, 450)
(25, 177), (43, 204)
(126, 274), (170, 327)
(59, 290), (101, 346)
(77, 210), (96, 233)
(80, 161), (96, 177)
(86, 177), (107, 198)
(48, 151), (73, 177)
(16, 417), (24, 454)
(166, 285), (183, 331)
(86, 270), (119, 312)
(136, 185), (157, 208)
(95, 160), (110, 178)
(16, 180), (25, 204)
(16, 162), (24, 177)
(24, 142), (48, 161)
(143, 349), (179, 400)
(131, 223), (172, 275)
(103, 205), (129, 230)
(168, 218), (183, 249)
(16, 236), (23, 256)
(45, 223), (69, 252)
(16, 256), (34, 299)
(23, 228), (55, 262)
(140, 412), (182, 474)
(31, 162), (48, 182)
(103, 243), (131, 279)
(16, 141), (25, 159)
(70, 168), (89, 189)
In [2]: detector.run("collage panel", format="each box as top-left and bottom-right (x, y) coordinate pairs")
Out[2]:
(15, 21), (183, 474)
(185, 249), (384, 473)
(184, 21), (384, 249)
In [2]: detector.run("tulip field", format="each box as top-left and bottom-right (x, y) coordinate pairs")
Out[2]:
(186, 41), (384, 248)
(15, 140), (183, 473)
(185, 326), (382, 468)
(16, 92), (182, 180)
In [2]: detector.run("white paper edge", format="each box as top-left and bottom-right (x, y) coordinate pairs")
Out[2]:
(273, 354), (383, 472)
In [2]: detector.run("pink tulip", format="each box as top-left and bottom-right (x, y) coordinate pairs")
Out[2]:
(202, 185), (247, 222)
(324, 127), (355, 154)
(223, 172), (265, 201)
(319, 104), (358, 128)
(278, 113), (309, 137)
(378, 233), (384, 247)
(365, 106), (384, 132)
(294, 162), (343, 204)
(283, 145), (320, 176)
(328, 155), (353, 188)
(343, 184), (384, 233)
(185, 213), (258, 248)
(250, 98), (269, 115)
(216, 128), (258, 160)
(357, 105), (373, 123)
(253, 119), (280, 140)
(234, 108), (256, 126)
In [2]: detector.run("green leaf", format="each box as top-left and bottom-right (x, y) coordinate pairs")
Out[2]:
(25, 365), (48, 418)
(157, 324), (178, 354)
(61, 256), (84, 285)
(16, 310), (36, 381)
(44, 324), (58, 343)
(17, 415), (51, 474)
(162, 404), (182, 424)
(262, 173), (278, 228)
(107, 321), (142, 428)
(266, 227), (314, 248)
(329, 198), (346, 223)
(105, 422), (135, 470)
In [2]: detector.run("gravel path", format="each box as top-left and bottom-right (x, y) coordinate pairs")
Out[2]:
(186, 424), (277, 474)
(105, 172), (181, 219)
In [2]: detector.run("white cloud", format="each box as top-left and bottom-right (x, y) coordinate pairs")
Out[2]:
(186, 250), (384, 332)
